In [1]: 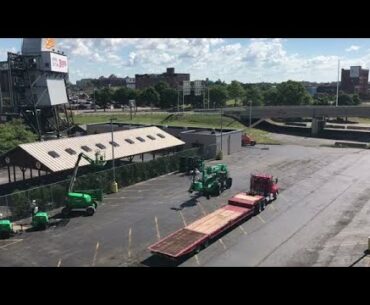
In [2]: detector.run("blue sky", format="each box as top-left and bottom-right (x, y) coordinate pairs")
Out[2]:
(1, 38), (370, 84)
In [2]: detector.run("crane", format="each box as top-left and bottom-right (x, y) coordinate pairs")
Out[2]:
(61, 151), (106, 217)
(68, 151), (106, 193)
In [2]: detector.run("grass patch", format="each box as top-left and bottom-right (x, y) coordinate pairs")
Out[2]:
(348, 117), (370, 124)
(74, 112), (278, 144)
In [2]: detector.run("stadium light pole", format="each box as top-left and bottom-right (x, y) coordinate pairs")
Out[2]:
(336, 59), (340, 107)
(249, 100), (252, 127)
(110, 117), (118, 192)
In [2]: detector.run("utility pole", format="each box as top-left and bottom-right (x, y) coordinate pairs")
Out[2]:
(336, 59), (340, 107)
(182, 89), (185, 113)
(220, 105), (223, 153)
(110, 117), (118, 193)
(94, 88), (97, 112)
(249, 100), (252, 127)
(177, 89), (180, 112)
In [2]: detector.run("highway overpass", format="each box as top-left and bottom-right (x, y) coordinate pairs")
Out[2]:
(196, 105), (370, 136)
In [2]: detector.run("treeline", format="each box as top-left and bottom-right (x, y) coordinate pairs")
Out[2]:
(92, 80), (362, 110)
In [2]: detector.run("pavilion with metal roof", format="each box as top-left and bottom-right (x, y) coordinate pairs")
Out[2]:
(0, 126), (185, 183)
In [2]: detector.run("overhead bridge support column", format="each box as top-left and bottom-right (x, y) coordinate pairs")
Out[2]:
(311, 117), (326, 136)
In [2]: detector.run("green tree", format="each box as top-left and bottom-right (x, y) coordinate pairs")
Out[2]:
(95, 87), (113, 111)
(139, 87), (160, 107)
(0, 119), (37, 155)
(227, 81), (245, 106)
(272, 81), (312, 105)
(113, 87), (129, 105)
(210, 85), (228, 107)
(243, 85), (263, 106)
(263, 87), (278, 106)
(154, 81), (170, 97)
(160, 88), (178, 109)
(352, 94), (361, 105)
(338, 93), (354, 105)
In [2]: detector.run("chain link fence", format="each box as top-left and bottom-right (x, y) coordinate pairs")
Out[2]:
(0, 148), (200, 221)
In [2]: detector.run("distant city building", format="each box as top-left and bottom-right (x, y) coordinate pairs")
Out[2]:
(135, 67), (190, 90)
(316, 84), (337, 95)
(305, 86), (317, 96)
(124, 77), (135, 89)
(341, 66), (369, 96)
(76, 75), (135, 89)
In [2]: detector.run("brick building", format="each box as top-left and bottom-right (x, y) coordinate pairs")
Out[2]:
(341, 66), (369, 96)
(135, 67), (190, 90)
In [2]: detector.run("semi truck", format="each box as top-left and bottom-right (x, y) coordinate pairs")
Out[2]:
(148, 173), (278, 260)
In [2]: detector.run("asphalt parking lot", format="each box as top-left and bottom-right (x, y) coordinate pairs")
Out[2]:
(1, 135), (370, 267)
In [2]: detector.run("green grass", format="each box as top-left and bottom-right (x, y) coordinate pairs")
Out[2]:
(349, 117), (370, 124)
(74, 112), (279, 144)
(226, 99), (243, 106)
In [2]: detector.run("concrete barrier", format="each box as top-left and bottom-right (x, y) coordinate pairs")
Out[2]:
(334, 142), (369, 149)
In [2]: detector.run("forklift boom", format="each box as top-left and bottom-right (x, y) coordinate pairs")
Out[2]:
(68, 152), (106, 193)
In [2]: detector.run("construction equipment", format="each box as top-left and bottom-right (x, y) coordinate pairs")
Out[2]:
(0, 214), (13, 239)
(230, 174), (279, 213)
(30, 200), (49, 230)
(188, 160), (232, 198)
(61, 151), (106, 217)
(149, 173), (279, 260)
(242, 133), (256, 146)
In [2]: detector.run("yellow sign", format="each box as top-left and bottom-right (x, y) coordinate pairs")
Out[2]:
(44, 38), (56, 49)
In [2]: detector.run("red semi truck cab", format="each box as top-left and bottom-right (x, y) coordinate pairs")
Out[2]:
(249, 174), (279, 199)
(242, 133), (256, 146)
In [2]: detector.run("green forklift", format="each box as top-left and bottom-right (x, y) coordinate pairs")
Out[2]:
(61, 151), (106, 217)
(188, 159), (232, 199)
(30, 200), (49, 230)
(0, 214), (13, 239)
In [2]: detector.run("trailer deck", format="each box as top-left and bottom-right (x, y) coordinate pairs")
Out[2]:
(149, 228), (207, 258)
(149, 205), (253, 259)
(187, 205), (249, 235)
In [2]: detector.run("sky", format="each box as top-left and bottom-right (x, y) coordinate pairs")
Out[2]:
(1, 38), (370, 84)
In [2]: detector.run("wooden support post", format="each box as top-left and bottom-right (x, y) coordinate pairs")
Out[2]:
(13, 165), (16, 182)
(141, 154), (144, 162)
(30, 168), (33, 178)
(38, 169), (41, 177)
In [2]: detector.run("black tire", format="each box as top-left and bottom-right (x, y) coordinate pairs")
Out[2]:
(214, 183), (221, 196)
(251, 141), (256, 146)
(61, 207), (70, 217)
(273, 193), (277, 200)
(86, 206), (95, 216)
(261, 200), (266, 211)
(0, 231), (10, 239)
(254, 203), (261, 216)
(226, 177), (232, 189)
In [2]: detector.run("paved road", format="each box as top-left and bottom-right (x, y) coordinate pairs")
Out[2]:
(1, 138), (369, 267)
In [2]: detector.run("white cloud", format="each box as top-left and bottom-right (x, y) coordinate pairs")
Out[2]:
(346, 45), (360, 52)
(52, 38), (370, 83)
(0, 47), (16, 60)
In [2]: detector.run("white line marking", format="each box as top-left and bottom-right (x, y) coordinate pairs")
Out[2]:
(155, 217), (161, 240)
(92, 242), (100, 266)
(179, 211), (187, 226)
(257, 215), (266, 224)
(128, 228), (132, 259)
(219, 239), (227, 250)
(239, 225), (247, 235)
(57, 259), (62, 267)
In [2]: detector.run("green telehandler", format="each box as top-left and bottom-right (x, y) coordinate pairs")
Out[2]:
(61, 151), (106, 217)
(188, 159), (232, 199)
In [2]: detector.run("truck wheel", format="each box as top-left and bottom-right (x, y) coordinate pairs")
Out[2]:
(61, 207), (70, 218)
(0, 231), (10, 239)
(215, 184), (221, 196)
(254, 203), (261, 216)
(273, 193), (277, 200)
(251, 141), (256, 146)
(226, 177), (232, 189)
(86, 206), (95, 216)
